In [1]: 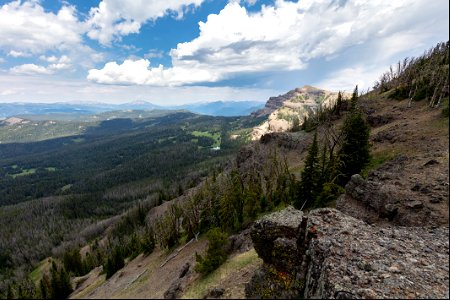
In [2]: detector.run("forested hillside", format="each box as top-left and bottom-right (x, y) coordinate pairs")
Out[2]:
(0, 110), (262, 297)
(0, 41), (448, 299)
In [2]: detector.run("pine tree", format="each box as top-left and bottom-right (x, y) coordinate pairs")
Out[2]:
(335, 91), (343, 116)
(104, 246), (125, 279)
(338, 85), (371, 185)
(63, 247), (84, 276)
(230, 170), (244, 228)
(6, 284), (14, 299)
(350, 85), (359, 110)
(295, 131), (320, 210)
(141, 227), (156, 255)
(50, 262), (73, 299)
(40, 274), (51, 299)
(58, 267), (73, 298)
(195, 228), (228, 275)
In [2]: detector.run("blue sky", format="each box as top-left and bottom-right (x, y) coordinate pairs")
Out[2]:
(0, 0), (448, 105)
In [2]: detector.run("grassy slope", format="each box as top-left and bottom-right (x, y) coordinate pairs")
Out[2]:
(182, 249), (262, 299)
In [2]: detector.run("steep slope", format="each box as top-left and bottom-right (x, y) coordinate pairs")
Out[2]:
(20, 43), (448, 299)
(251, 85), (344, 140)
(336, 92), (449, 227)
(67, 89), (448, 299)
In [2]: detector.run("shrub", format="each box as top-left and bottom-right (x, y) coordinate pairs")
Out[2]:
(314, 183), (345, 208)
(195, 228), (228, 275)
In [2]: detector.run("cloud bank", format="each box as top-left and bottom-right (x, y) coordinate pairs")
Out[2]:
(87, 0), (449, 87)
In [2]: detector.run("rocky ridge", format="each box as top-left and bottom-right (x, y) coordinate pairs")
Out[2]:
(251, 86), (343, 140)
(245, 207), (449, 299)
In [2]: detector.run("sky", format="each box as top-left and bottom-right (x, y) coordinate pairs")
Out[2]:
(0, 0), (448, 105)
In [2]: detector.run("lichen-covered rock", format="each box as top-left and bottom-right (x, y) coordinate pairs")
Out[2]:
(250, 206), (303, 269)
(247, 207), (306, 298)
(246, 207), (449, 299)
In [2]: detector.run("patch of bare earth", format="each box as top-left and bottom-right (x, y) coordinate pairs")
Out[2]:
(71, 239), (207, 299)
(351, 96), (449, 226)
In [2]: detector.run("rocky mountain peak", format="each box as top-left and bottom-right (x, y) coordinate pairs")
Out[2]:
(251, 85), (343, 140)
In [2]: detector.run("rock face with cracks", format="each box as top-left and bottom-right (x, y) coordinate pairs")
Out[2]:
(245, 207), (449, 299)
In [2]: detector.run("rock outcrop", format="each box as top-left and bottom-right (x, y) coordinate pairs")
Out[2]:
(251, 86), (343, 140)
(246, 207), (449, 299)
(337, 172), (448, 227)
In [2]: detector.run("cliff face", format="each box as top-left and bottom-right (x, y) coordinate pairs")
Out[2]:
(246, 207), (449, 299)
(251, 85), (343, 140)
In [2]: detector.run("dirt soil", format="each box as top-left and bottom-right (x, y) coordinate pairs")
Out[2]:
(350, 95), (449, 226)
(70, 239), (207, 299)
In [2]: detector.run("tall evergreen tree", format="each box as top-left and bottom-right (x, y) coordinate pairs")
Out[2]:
(40, 274), (51, 299)
(335, 91), (343, 116)
(338, 85), (371, 185)
(350, 85), (359, 110)
(50, 262), (73, 299)
(6, 284), (14, 299)
(195, 228), (228, 275)
(295, 131), (320, 210)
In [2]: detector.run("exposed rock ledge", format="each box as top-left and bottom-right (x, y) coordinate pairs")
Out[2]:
(245, 207), (449, 299)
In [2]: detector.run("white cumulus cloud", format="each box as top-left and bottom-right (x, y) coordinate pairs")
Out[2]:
(87, 59), (214, 86)
(87, 0), (448, 87)
(10, 55), (72, 75)
(10, 64), (54, 75)
(0, 1), (84, 55)
(86, 0), (205, 45)
(8, 50), (31, 58)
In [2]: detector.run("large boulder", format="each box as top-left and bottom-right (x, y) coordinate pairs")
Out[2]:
(246, 207), (449, 299)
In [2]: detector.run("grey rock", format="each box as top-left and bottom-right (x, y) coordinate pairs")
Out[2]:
(246, 207), (449, 299)
(424, 159), (440, 166)
(406, 201), (424, 209)
(164, 281), (182, 299)
(179, 263), (190, 279)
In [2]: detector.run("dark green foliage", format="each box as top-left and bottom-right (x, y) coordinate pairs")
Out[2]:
(104, 246), (125, 279)
(218, 169), (245, 232)
(388, 84), (410, 100)
(0, 113), (252, 206)
(314, 183), (345, 208)
(195, 228), (228, 275)
(40, 274), (51, 299)
(301, 92), (346, 132)
(350, 86), (358, 110)
(442, 98), (449, 117)
(6, 284), (14, 299)
(0, 251), (12, 270)
(335, 91), (343, 116)
(140, 227), (156, 255)
(295, 132), (320, 210)
(63, 247), (84, 276)
(291, 117), (301, 132)
(375, 41), (449, 106)
(50, 262), (73, 299)
(337, 87), (371, 185)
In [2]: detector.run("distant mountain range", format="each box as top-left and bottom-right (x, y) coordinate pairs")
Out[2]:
(0, 100), (265, 119)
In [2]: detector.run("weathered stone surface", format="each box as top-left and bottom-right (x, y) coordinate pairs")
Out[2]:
(179, 263), (190, 279)
(246, 207), (449, 299)
(228, 227), (253, 253)
(164, 261), (194, 298)
(405, 200), (424, 209)
(164, 281), (182, 299)
(337, 174), (399, 221)
(246, 207), (306, 298)
(336, 171), (447, 227)
(250, 206), (303, 268)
